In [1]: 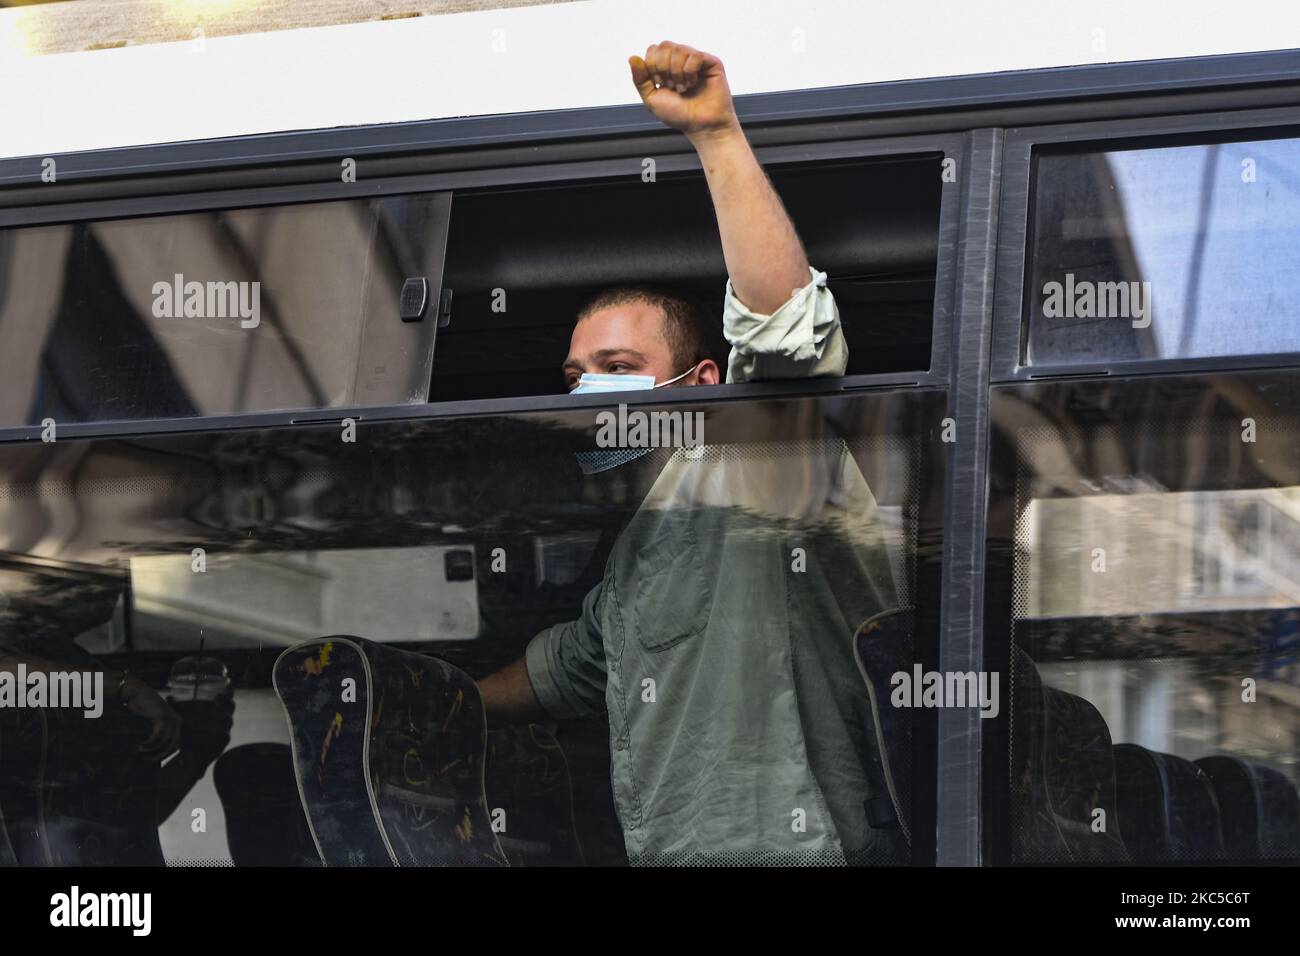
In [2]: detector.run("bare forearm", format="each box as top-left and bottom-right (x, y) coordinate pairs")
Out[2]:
(477, 656), (549, 726)
(689, 122), (811, 314)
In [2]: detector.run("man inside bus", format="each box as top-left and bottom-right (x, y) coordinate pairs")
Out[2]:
(477, 41), (901, 865)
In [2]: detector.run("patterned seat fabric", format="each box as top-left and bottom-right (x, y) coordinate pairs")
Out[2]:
(275, 636), (581, 866)
(275, 636), (504, 866)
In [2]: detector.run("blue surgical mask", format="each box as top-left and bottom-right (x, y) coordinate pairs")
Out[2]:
(569, 364), (699, 395)
(570, 364), (701, 474)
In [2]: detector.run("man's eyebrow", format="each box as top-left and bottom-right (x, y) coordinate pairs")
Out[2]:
(590, 348), (650, 364)
(562, 348), (650, 372)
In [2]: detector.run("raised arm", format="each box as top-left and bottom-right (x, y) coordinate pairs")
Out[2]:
(629, 42), (810, 314)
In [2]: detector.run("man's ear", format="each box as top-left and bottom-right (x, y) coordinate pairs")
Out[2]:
(696, 359), (722, 385)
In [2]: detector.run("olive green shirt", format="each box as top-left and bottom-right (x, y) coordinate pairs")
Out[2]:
(526, 267), (900, 864)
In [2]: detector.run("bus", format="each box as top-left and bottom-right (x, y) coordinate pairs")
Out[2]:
(1, 3), (1299, 871)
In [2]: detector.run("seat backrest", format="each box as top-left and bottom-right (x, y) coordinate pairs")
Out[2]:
(852, 606), (915, 849)
(1194, 755), (1261, 859)
(274, 636), (505, 866)
(1010, 647), (1128, 862)
(1252, 764), (1300, 860)
(274, 636), (583, 866)
(483, 724), (585, 866)
(1195, 756), (1300, 861)
(1113, 744), (1225, 862)
(213, 743), (321, 866)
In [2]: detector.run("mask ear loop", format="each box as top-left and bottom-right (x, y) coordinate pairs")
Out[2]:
(652, 362), (701, 389)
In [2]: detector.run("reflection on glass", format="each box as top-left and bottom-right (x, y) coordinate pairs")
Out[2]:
(1028, 136), (1300, 365)
(995, 373), (1300, 863)
(1022, 489), (1300, 617)
(0, 392), (941, 865)
(0, 195), (448, 426)
(165, 656), (231, 703)
(131, 547), (481, 648)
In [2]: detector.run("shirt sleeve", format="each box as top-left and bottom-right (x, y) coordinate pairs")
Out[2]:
(722, 265), (849, 384)
(523, 579), (609, 721)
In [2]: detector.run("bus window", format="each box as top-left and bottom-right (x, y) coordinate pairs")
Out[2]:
(1025, 133), (1300, 366)
(434, 154), (943, 402)
(989, 370), (1300, 863)
(0, 388), (944, 865)
(0, 193), (451, 427)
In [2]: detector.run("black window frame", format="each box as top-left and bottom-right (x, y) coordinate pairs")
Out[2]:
(0, 129), (965, 445)
(984, 101), (1300, 867)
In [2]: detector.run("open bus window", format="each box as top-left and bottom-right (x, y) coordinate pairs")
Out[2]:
(989, 370), (1300, 863)
(433, 154), (944, 401)
(0, 193), (451, 427)
(1026, 133), (1300, 366)
(0, 388), (943, 865)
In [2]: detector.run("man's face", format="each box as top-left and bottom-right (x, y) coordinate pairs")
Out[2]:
(563, 301), (719, 391)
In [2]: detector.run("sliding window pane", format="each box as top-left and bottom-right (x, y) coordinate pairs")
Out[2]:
(0, 193), (449, 426)
(1028, 135), (1300, 365)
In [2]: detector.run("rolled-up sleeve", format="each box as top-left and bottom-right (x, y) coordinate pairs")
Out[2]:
(524, 580), (609, 721)
(722, 266), (849, 383)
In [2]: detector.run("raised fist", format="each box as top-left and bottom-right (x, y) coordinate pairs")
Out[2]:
(629, 41), (738, 139)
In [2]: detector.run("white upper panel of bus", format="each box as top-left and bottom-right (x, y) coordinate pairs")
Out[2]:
(1, 0), (1300, 160)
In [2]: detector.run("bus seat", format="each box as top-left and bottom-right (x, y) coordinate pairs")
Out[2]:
(1113, 744), (1225, 862)
(853, 606), (914, 847)
(274, 636), (583, 866)
(213, 743), (319, 866)
(1252, 764), (1300, 859)
(1195, 755), (1300, 860)
(274, 636), (503, 866)
(1011, 646), (1129, 862)
(1195, 755), (1261, 859)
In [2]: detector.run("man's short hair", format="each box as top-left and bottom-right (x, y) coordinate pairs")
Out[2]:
(577, 284), (725, 374)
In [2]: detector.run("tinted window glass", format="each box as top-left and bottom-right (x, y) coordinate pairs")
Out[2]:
(0, 390), (943, 866)
(1027, 135), (1300, 365)
(0, 194), (450, 427)
(989, 371), (1300, 863)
